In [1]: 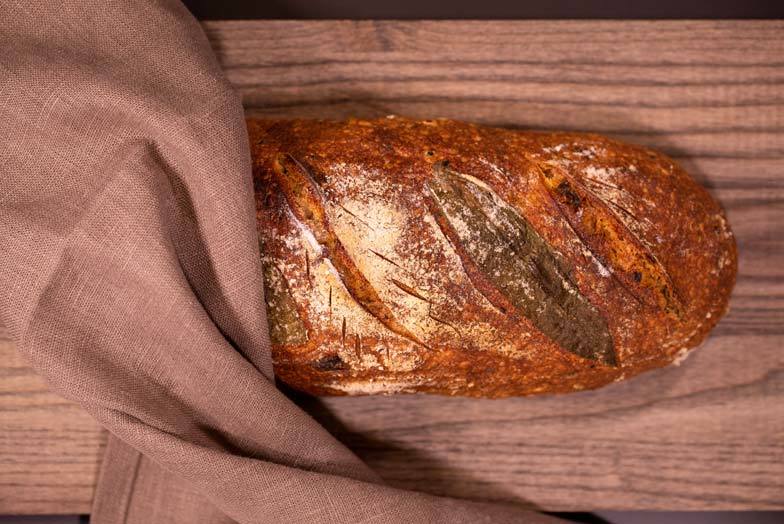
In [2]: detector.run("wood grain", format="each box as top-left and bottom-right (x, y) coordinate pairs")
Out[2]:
(1, 20), (782, 513)
(0, 336), (106, 514)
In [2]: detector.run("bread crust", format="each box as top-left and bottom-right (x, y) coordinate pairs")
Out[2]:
(250, 117), (737, 398)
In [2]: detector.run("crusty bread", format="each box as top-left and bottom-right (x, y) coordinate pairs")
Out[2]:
(249, 117), (737, 397)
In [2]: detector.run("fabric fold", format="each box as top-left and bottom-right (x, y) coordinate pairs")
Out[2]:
(0, 1), (563, 522)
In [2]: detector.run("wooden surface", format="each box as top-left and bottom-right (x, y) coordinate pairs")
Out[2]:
(1, 20), (782, 514)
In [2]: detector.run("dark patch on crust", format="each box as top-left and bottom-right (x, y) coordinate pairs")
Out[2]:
(312, 354), (346, 371)
(556, 180), (582, 211)
(260, 258), (308, 346)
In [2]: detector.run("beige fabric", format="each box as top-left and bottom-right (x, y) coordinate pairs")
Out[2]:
(94, 438), (236, 524)
(0, 1), (562, 522)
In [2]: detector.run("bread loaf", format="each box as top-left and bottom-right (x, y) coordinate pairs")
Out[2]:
(249, 117), (737, 397)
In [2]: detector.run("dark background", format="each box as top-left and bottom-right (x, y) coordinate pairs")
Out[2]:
(182, 0), (783, 19)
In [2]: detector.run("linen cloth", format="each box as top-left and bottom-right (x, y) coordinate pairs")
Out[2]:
(0, 1), (564, 522)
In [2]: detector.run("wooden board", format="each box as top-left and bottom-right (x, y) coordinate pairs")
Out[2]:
(0, 336), (106, 514)
(1, 20), (782, 514)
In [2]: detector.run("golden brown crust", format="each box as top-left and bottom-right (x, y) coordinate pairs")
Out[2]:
(250, 117), (737, 398)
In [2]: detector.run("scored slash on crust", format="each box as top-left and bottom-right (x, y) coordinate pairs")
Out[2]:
(272, 152), (431, 350)
(536, 161), (684, 319)
(425, 160), (617, 367)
